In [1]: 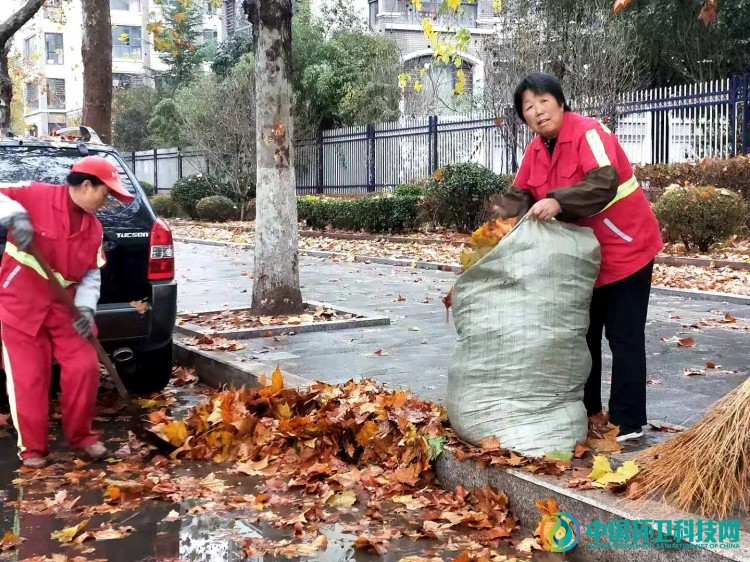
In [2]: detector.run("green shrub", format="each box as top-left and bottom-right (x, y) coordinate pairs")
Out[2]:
(635, 157), (750, 202)
(297, 194), (421, 233)
(139, 181), (155, 197)
(422, 163), (508, 232)
(196, 195), (238, 223)
(394, 182), (425, 197)
(170, 174), (234, 218)
(150, 195), (177, 218)
(653, 185), (747, 252)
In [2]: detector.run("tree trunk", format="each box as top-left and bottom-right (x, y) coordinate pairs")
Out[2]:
(81, 0), (113, 144)
(247, 0), (304, 316)
(0, 0), (48, 134)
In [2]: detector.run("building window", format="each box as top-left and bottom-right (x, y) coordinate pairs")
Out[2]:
(200, 29), (218, 45)
(112, 25), (143, 59)
(23, 36), (37, 60)
(369, 0), (378, 30)
(25, 83), (39, 111)
(46, 78), (66, 109)
(48, 121), (66, 135)
(110, 0), (141, 10)
(113, 73), (144, 89)
(45, 33), (64, 65)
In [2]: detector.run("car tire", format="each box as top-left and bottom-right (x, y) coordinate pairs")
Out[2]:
(124, 342), (173, 394)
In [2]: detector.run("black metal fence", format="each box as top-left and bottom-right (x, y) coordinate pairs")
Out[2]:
(123, 75), (750, 195)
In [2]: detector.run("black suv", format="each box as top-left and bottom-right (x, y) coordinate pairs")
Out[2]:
(0, 130), (177, 394)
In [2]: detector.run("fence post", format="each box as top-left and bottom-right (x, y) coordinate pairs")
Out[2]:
(317, 132), (324, 194)
(131, 152), (136, 174)
(729, 76), (738, 157)
(742, 75), (749, 156)
(153, 149), (158, 193)
(366, 123), (376, 192)
(177, 148), (183, 180)
(428, 116), (439, 174)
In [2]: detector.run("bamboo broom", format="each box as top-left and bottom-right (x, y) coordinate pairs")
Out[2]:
(635, 377), (750, 518)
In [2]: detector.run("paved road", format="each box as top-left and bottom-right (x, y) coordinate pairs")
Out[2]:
(176, 241), (750, 428)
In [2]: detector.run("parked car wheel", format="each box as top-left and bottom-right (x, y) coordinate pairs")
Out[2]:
(123, 342), (173, 394)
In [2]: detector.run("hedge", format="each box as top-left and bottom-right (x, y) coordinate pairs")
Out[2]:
(150, 195), (177, 218)
(653, 185), (748, 252)
(634, 156), (750, 202)
(298, 195), (421, 233)
(196, 195), (237, 222)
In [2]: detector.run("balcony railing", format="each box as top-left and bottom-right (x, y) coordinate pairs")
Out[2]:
(392, 1), (478, 28)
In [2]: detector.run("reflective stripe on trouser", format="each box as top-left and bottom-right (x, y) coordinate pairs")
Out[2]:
(4, 242), (77, 288)
(600, 176), (640, 213)
(2, 305), (100, 460)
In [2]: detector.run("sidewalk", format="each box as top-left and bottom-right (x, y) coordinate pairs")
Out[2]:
(176, 241), (750, 429)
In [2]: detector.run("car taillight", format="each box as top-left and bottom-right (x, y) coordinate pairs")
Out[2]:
(148, 218), (174, 281)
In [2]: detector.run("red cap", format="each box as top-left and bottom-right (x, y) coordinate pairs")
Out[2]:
(70, 156), (135, 203)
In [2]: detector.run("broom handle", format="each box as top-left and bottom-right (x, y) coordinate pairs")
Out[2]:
(28, 243), (130, 400)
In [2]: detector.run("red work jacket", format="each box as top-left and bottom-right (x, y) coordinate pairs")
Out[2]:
(514, 112), (663, 287)
(0, 182), (106, 336)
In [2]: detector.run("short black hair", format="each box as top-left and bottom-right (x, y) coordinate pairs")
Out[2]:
(67, 172), (105, 187)
(513, 73), (571, 123)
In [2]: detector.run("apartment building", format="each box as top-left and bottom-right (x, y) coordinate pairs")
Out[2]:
(12, 0), (223, 136)
(368, 0), (499, 113)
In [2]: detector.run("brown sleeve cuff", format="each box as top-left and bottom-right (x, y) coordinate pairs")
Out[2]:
(548, 166), (619, 222)
(491, 185), (536, 220)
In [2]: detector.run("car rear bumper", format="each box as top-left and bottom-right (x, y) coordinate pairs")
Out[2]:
(96, 280), (177, 351)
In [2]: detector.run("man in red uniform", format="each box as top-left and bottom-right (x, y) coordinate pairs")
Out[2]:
(0, 156), (134, 468)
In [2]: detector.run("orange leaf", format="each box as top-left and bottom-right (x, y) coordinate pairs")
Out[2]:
(433, 170), (443, 181)
(698, 0), (717, 25)
(613, 0), (633, 13)
(678, 337), (695, 347)
(356, 421), (378, 447)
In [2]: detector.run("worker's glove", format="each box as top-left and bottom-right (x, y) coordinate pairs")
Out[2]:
(9, 213), (34, 251)
(73, 307), (95, 339)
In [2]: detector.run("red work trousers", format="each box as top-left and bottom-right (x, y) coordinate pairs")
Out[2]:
(2, 304), (100, 460)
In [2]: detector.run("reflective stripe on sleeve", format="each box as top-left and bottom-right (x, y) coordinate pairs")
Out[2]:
(585, 129), (612, 167)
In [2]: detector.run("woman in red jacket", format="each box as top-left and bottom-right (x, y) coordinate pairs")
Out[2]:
(495, 73), (663, 442)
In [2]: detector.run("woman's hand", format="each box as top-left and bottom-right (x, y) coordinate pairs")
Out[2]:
(527, 198), (561, 221)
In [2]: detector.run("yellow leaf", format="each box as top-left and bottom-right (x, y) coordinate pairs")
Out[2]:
(414, 0), (422, 8)
(118, 33), (130, 43)
(207, 398), (224, 424)
(399, 72), (410, 89)
(327, 490), (357, 508)
(162, 420), (188, 446)
(174, 11), (187, 22)
(588, 454), (612, 480)
(270, 365), (284, 393)
(413, 80), (423, 93)
(592, 460), (640, 488)
(51, 519), (89, 543)
(276, 402), (292, 419)
(104, 485), (121, 503)
(447, 0), (460, 10)
(492, 0), (502, 13)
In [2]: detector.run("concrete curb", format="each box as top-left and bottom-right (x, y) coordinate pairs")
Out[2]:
(176, 237), (750, 304)
(436, 449), (750, 562)
(175, 301), (390, 340)
(171, 338), (749, 562)
(173, 334), (313, 390)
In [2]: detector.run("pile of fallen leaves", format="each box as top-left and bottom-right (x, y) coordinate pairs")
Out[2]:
(178, 305), (361, 333)
(153, 368), (446, 480)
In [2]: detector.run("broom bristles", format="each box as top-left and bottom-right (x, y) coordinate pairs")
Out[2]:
(635, 377), (750, 518)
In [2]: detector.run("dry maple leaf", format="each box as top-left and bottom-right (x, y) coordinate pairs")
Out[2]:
(678, 337), (696, 347)
(129, 300), (150, 315)
(51, 520), (89, 543)
(354, 535), (389, 555)
(0, 531), (24, 551)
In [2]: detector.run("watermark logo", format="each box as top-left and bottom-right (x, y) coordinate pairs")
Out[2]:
(586, 519), (741, 550)
(540, 511), (580, 552)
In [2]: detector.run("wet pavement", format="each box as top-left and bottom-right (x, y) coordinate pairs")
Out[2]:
(176, 242), (750, 433)
(0, 385), (528, 562)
